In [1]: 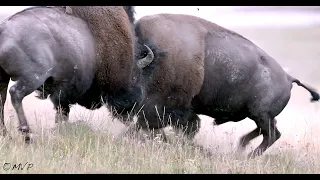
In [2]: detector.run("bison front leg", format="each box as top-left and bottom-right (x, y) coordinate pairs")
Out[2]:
(125, 122), (168, 143)
(122, 112), (168, 142)
(116, 120), (141, 141)
(54, 105), (70, 124)
(177, 113), (201, 140)
(170, 111), (200, 143)
(150, 128), (168, 142)
(176, 113), (213, 156)
(9, 77), (47, 143)
(125, 121), (141, 135)
(49, 91), (71, 124)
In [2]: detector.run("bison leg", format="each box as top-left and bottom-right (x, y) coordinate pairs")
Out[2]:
(0, 69), (10, 137)
(238, 128), (261, 151)
(49, 91), (71, 124)
(54, 105), (70, 124)
(171, 113), (201, 145)
(153, 128), (168, 142)
(9, 76), (47, 142)
(239, 119), (278, 151)
(123, 121), (168, 142)
(144, 128), (168, 142)
(179, 113), (201, 140)
(248, 117), (281, 158)
(125, 121), (142, 135)
(118, 121), (141, 140)
(175, 114), (213, 156)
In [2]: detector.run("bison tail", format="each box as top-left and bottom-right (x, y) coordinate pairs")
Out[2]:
(288, 75), (320, 102)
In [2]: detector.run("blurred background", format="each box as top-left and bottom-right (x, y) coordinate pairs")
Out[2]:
(0, 6), (319, 153)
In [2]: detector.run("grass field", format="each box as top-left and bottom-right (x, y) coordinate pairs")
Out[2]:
(0, 23), (320, 173)
(1, 120), (320, 174)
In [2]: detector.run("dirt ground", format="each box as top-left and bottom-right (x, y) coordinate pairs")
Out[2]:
(1, 8), (320, 154)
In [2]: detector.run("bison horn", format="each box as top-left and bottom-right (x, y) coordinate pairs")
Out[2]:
(137, 45), (154, 69)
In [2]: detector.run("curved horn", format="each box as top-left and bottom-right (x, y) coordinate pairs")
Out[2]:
(137, 45), (155, 69)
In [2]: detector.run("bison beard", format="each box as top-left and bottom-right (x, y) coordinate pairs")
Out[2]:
(130, 13), (320, 158)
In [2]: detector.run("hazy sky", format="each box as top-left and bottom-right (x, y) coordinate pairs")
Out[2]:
(1, 6), (320, 28)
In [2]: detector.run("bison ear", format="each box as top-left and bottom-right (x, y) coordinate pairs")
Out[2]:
(137, 45), (155, 69)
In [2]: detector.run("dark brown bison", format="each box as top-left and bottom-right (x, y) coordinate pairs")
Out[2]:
(130, 13), (320, 158)
(0, 6), (153, 142)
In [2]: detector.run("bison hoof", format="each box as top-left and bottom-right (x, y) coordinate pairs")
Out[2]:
(247, 149), (263, 159)
(24, 133), (35, 144)
(237, 145), (246, 153)
(238, 141), (249, 152)
(18, 126), (34, 143)
(55, 114), (68, 124)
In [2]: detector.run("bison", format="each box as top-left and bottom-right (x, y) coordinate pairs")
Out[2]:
(129, 13), (320, 158)
(0, 6), (154, 142)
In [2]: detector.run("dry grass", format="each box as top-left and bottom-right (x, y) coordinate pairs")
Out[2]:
(0, 113), (320, 174)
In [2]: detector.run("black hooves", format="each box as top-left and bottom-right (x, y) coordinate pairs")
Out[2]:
(24, 133), (35, 144)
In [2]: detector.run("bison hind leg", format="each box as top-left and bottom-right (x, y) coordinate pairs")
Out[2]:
(246, 116), (281, 159)
(9, 74), (50, 143)
(0, 68), (10, 137)
(238, 127), (261, 151)
(238, 119), (278, 151)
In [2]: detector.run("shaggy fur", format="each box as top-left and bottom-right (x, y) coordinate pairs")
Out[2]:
(132, 13), (320, 158)
(70, 6), (134, 90)
(69, 6), (142, 115)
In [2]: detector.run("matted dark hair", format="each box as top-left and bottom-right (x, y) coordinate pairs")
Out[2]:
(122, 6), (136, 24)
